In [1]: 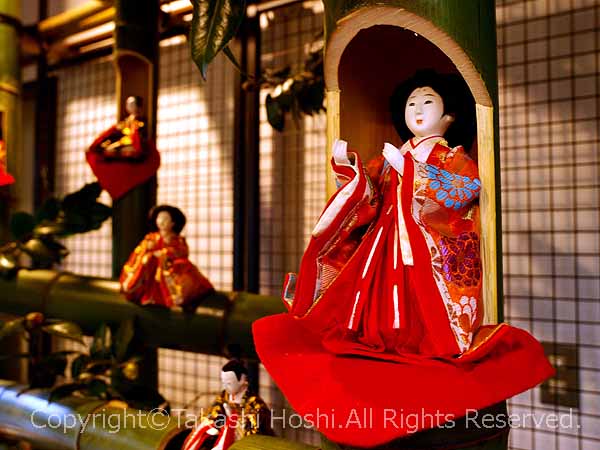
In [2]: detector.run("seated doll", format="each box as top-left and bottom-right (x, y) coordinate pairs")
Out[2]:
(182, 359), (273, 450)
(120, 205), (214, 309)
(89, 95), (148, 160)
(252, 70), (553, 447)
(283, 69), (486, 360)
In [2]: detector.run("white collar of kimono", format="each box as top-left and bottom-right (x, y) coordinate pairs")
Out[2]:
(399, 134), (445, 163)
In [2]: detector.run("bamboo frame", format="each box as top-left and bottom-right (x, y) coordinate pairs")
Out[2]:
(0, 270), (284, 358)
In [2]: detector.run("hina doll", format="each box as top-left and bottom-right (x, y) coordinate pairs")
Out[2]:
(182, 359), (273, 450)
(282, 69), (485, 359)
(86, 96), (161, 200)
(252, 70), (553, 447)
(120, 205), (214, 309)
(89, 96), (148, 160)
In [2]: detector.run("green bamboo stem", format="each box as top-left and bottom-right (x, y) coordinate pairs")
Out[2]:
(229, 435), (317, 450)
(0, 269), (285, 358)
(0, 380), (187, 450)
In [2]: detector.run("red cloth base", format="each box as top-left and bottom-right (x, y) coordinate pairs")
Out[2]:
(0, 171), (15, 186)
(86, 145), (160, 200)
(253, 314), (554, 448)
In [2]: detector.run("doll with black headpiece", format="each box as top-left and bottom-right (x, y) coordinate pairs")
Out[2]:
(182, 358), (273, 450)
(120, 205), (214, 309)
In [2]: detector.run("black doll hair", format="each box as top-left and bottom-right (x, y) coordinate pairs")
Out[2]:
(389, 69), (476, 148)
(148, 205), (186, 234)
(221, 359), (249, 381)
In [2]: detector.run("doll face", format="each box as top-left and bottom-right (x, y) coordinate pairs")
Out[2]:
(221, 370), (248, 397)
(404, 86), (454, 138)
(156, 211), (174, 234)
(125, 96), (142, 116)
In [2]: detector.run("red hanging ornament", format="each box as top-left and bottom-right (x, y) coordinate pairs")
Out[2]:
(0, 112), (15, 186)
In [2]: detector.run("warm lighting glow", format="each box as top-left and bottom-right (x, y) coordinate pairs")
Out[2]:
(161, 0), (192, 14)
(62, 21), (115, 46)
(160, 35), (187, 48)
(303, 0), (324, 14)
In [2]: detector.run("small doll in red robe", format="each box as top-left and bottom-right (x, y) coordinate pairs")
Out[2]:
(120, 205), (214, 310)
(252, 70), (554, 447)
(90, 95), (147, 160)
(86, 96), (161, 199)
(182, 359), (273, 450)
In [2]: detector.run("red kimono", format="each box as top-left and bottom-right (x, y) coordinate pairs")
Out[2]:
(120, 232), (214, 308)
(0, 138), (15, 186)
(253, 138), (554, 447)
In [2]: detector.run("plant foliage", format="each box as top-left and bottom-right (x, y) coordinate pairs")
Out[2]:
(0, 182), (111, 277)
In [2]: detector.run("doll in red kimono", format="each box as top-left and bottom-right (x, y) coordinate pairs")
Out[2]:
(283, 70), (486, 360)
(252, 70), (554, 447)
(120, 205), (214, 309)
(90, 96), (147, 160)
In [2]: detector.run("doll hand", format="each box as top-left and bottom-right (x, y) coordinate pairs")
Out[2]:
(153, 250), (163, 258)
(146, 240), (155, 250)
(206, 426), (219, 436)
(382, 142), (404, 175)
(332, 139), (352, 166)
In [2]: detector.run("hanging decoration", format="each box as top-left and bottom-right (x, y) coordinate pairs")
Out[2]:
(0, 110), (14, 186)
(86, 96), (160, 199)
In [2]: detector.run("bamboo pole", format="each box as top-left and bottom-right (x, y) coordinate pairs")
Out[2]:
(0, 381), (187, 450)
(0, 270), (285, 359)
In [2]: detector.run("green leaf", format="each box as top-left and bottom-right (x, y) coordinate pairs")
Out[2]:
(82, 359), (113, 375)
(35, 198), (61, 223)
(71, 354), (91, 379)
(9, 212), (36, 241)
(189, 0), (246, 80)
(0, 318), (25, 341)
(91, 323), (112, 359)
(87, 378), (109, 398)
(20, 238), (61, 267)
(34, 221), (67, 236)
(62, 182), (102, 210)
(222, 45), (244, 75)
(48, 382), (86, 403)
(266, 94), (285, 132)
(113, 319), (135, 362)
(41, 321), (85, 345)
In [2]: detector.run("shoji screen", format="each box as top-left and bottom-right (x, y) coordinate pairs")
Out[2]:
(155, 36), (233, 410)
(497, 1), (599, 449)
(258, 1), (326, 445)
(54, 58), (114, 278)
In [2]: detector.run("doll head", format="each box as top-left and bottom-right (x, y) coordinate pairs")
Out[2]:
(221, 359), (249, 397)
(125, 96), (143, 116)
(148, 205), (186, 234)
(390, 69), (476, 148)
